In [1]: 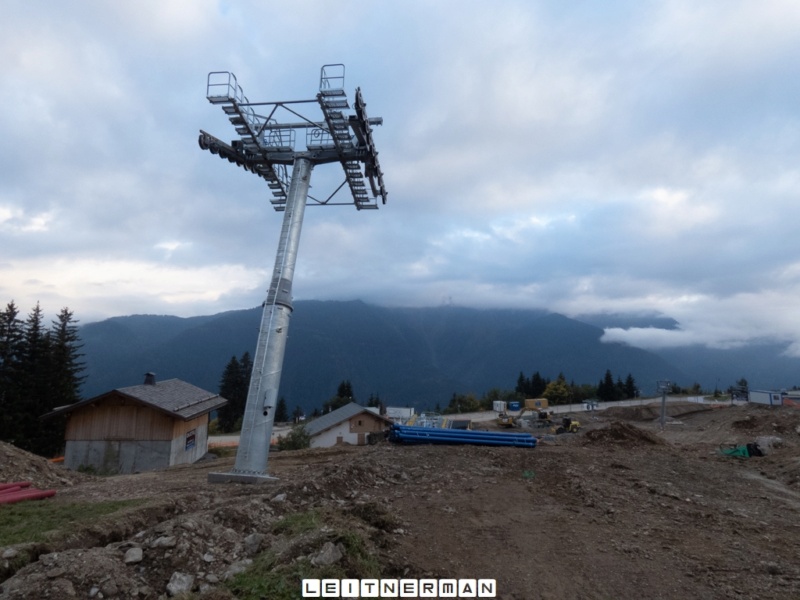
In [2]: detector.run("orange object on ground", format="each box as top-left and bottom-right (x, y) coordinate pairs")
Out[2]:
(0, 488), (56, 505)
(0, 481), (32, 492)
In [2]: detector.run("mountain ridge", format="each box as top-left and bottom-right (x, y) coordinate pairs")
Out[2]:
(78, 301), (799, 411)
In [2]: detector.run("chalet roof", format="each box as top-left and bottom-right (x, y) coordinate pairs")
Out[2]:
(43, 378), (227, 421)
(303, 402), (392, 437)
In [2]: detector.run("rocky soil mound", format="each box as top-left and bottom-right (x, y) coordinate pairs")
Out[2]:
(583, 421), (666, 447)
(601, 401), (716, 422)
(0, 442), (89, 489)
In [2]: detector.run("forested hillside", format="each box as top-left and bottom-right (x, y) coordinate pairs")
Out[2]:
(79, 301), (687, 412)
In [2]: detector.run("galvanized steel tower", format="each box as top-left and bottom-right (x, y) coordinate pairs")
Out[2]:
(201, 65), (387, 483)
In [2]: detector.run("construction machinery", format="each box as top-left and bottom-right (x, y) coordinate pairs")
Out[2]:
(497, 408), (553, 429)
(554, 416), (581, 434)
(496, 411), (516, 428)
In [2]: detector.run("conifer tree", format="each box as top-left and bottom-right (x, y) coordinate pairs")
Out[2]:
(323, 379), (355, 412)
(597, 369), (617, 402)
(49, 308), (85, 406)
(35, 308), (84, 455)
(217, 353), (252, 432)
(0, 302), (85, 456)
(0, 302), (24, 443)
(624, 374), (637, 399)
(275, 396), (289, 422)
(17, 303), (53, 453)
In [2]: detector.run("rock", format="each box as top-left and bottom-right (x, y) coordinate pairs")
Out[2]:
(755, 436), (783, 454)
(166, 572), (195, 596)
(151, 536), (177, 548)
(180, 519), (197, 531)
(244, 533), (265, 556)
(124, 547), (143, 564)
(2, 548), (18, 559)
(271, 493), (287, 503)
(310, 541), (344, 567)
(223, 559), (252, 581)
(50, 577), (77, 597)
(101, 579), (118, 596)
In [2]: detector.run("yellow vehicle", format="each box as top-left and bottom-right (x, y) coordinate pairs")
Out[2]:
(496, 412), (516, 428)
(554, 416), (581, 434)
(498, 408), (551, 429)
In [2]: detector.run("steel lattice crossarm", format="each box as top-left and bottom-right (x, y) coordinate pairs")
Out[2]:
(198, 64), (388, 210)
(203, 65), (389, 484)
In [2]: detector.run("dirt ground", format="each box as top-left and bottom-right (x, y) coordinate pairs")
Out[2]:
(2, 402), (800, 599)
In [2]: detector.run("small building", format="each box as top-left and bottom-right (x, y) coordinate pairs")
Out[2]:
(385, 406), (415, 422)
(45, 373), (227, 474)
(304, 402), (393, 448)
(748, 390), (783, 406)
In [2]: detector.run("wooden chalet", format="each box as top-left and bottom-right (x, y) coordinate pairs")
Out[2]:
(45, 373), (227, 474)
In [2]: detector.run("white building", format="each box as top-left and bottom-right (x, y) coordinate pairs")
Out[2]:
(304, 403), (393, 448)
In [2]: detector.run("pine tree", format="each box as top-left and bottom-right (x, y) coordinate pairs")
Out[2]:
(0, 303), (85, 456)
(323, 380), (355, 412)
(515, 372), (527, 395)
(624, 374), (637, 399)
(49, 308), (85, 406)
(530, 372), (547, 398)
(217, 354), (251, 432)
(336, 380), (354, 401)
(17, 303), (49, 452)
(597, 369), (617, 402)
(615, 376), (626, 401)
(275, 396), (289, 422)
(0, 302), (24, 443)
(35, 308), (84, 456)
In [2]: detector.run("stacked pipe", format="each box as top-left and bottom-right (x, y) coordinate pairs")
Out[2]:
(389, 425), (537, 448)
(0, 481), (57, 505)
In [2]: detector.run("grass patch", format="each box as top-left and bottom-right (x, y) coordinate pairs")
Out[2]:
(227, 552), (347, 600)
(0, 499), (145, 546)
(228, 513), (383, 599)
(271, 509), (321, 536)
(335, 529), (381, 578)
(206, 445), (238, 459)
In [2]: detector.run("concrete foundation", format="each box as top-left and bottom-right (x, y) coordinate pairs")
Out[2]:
(65, 440), (171, 474)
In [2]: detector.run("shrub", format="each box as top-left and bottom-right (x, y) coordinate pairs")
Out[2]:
(277, 425), (311, 451)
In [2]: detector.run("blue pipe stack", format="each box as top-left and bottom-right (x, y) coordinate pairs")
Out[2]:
(389, 424), (537, 448)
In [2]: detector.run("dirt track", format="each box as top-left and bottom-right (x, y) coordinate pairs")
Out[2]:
(2, 402), (800, 599)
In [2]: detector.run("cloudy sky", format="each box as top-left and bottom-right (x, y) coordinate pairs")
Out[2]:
(2, 0), (799, 355)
